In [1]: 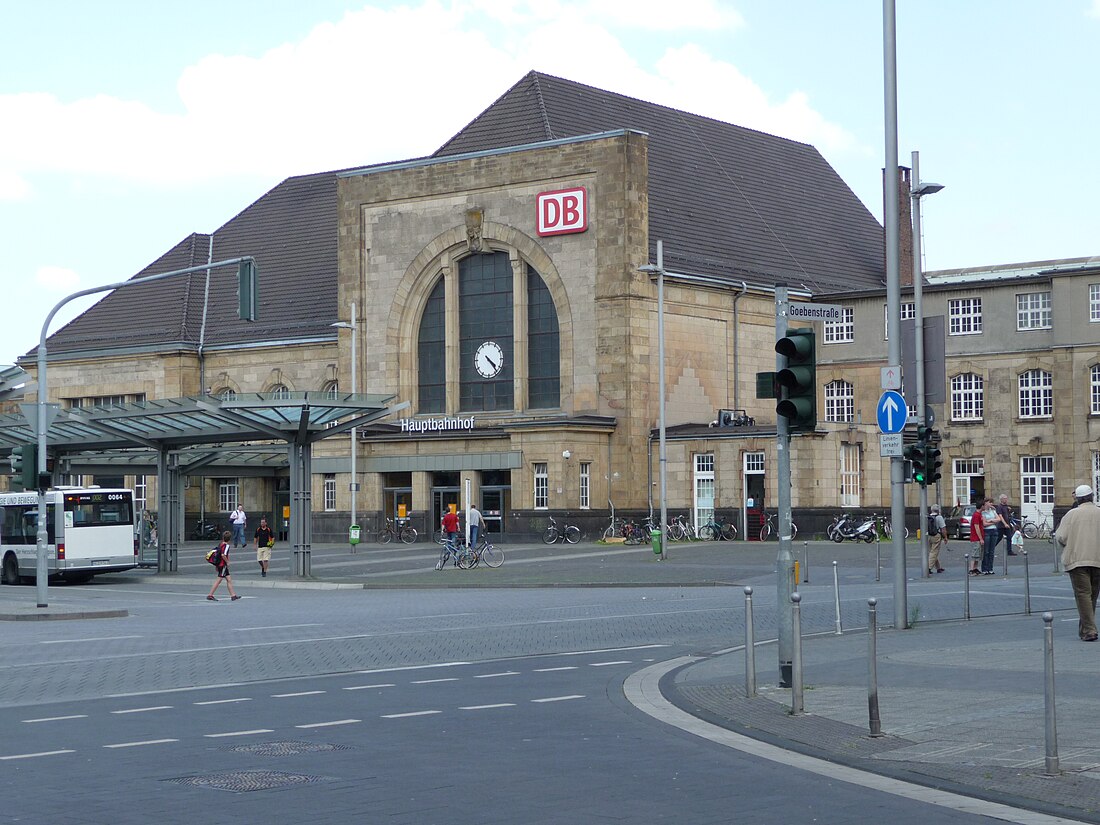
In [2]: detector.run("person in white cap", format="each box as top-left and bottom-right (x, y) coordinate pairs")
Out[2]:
(1055, 485), (1100, 642)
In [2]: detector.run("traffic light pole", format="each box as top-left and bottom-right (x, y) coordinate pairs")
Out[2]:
(32, 256), (257, 608)
(775, 287), (794, 687)
(912, 151), (930, 580)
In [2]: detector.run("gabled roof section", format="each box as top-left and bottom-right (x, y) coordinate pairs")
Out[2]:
(436, 71), (885, 293)
(31, 171), (339, 360)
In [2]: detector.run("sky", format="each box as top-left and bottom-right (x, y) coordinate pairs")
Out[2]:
(2, 0), (1099, 367)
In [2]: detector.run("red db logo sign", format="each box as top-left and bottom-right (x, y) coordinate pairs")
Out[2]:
(536, 187), (588, 237)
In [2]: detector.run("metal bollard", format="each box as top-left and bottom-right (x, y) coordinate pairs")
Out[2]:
(1023, 550), (1031, 615)
(791, 592), (804, 715)
(1003, 541), (1008, 577)
(1053, 540), (1061, 574)
(875, 541), (881, 583)
(802, 541), (809, 583)
(1043, 612), (1060, 775)
(832, 560), (842, 634)
(963, 553), (971, 621)
(744, 586), (756, 698)
(867, 598), (883, 737)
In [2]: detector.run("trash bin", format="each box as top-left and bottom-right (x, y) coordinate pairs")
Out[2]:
(651, 528), (662, 555)
(349, 524), (360, 546)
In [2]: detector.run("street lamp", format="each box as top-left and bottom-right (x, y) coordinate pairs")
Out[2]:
(331, 301), (358, 547)
(910, 151), (943, 579)
(639, 241), (668, 560)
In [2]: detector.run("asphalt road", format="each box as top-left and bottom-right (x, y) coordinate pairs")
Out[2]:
(0, 566), (1060, 824)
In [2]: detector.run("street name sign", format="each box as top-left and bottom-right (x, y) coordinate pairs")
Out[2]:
(788, 302), (843, 322)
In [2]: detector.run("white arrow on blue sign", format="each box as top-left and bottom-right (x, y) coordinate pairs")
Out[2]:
(876, 390), (908, 434)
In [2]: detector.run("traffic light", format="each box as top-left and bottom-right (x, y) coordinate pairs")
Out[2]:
(905, 441), (927, 485)
(8, 443), (37, 491)
(10, 446), (24, 490)
(774, 328), (816, 433)
(924, 439), (943, 485)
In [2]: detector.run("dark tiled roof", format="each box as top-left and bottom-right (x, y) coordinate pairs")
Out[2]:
(33, 171), (338, 358)
(436, 71), (885, 292)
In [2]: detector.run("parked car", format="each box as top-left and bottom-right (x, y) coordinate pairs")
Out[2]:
(946, 504), (977, 539)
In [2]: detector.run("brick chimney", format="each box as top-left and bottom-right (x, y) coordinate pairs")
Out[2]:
(883, 166), (915, 286)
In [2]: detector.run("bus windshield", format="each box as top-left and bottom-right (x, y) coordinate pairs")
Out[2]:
(64, 492), (134, 529)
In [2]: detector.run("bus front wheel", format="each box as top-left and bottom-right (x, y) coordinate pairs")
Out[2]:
(1, 553), (20, 585)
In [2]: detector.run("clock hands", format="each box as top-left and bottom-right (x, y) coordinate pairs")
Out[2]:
(484, 355), (498, 371)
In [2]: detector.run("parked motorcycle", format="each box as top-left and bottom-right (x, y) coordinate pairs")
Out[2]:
(190, 520), (220, 541)
(830, 512), (876, 543)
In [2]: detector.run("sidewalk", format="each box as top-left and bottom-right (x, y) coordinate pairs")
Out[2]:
(668, 611), (1100, 823)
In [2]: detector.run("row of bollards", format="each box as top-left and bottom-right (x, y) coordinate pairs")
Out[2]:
(740, 589), (1061, 772)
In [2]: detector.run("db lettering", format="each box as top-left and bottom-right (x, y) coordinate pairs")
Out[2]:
(536, 187), (588, 236)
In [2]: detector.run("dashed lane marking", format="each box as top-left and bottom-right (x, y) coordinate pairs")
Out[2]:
(41, 635), (143, 645)
(194, 698), (253, 706)
(104, 739), (178, 749)
(534, 666), (577, 672)
(294, 719), (360, 729)
(531, 695), (585, 703)
(460, 704), (516, 710)
(271, 691), (326, 698)
(111, 706), (172, 714)
(343, 683), (395, 690)
(1, 749), (75, 760)
(381, 710), (441, 719)
(589, 660), (632, 667)
(204, 729), (275, 738)
(23, 714), (88, 723)
(412, 678), (459, 684)
(473, 671), (520, 678)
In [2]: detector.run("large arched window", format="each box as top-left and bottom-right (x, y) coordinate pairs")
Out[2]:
(417, 250), (560, 414)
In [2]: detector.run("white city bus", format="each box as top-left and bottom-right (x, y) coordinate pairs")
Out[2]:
(0, 488), (138, 585)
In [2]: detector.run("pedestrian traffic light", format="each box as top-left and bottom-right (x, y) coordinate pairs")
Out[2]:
(774, 328), (816, 433)
(904, 441), (927, 485)
(924, 440), (942, 485)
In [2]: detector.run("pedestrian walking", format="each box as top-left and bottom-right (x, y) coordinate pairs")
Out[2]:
(927, 504), (947, 574)
(1054, 484), (1100, 642)
(979, 498), (1006, 574)
(208, 531), (241, 601)
(254, 517), (274, 578)
(230, 504), (247, 548)
(468, 504), (483, 548)
(996, 493), (1018, 555)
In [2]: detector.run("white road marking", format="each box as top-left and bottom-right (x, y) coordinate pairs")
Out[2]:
(111, 706), (172, 714)
(343, 683), (395, 690)
(41, 635), (143, 645)
(473, 671), (519, 679)
(271, 690), (325, 698)
(23, 714), (87, 723)
(238, 624), (323, 631)
(0, 749), (75, 760)
(531, 695), (585, 703)
(412, 677), (459, 684)
(625, 657), (1090, 825)
(534, 666), (577, 672)
(104, 739), (177, 749)
(381, 710), (441, 719)
(357, 661), (470, 675)
(588, 660), (631, 667)
(460, 703), (516, 711)
(204, 729), (274, 738)
(295, 719), (360, 728)
(194, 697), (252, 706)
(107, 682), (242, 699)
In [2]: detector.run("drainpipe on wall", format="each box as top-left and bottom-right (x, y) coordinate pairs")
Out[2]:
(731, 280), (748, 411)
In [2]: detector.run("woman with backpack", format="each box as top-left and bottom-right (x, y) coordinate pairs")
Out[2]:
(207, 530), (241, 601)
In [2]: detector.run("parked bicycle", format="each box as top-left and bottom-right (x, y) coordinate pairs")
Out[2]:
(1022, 513), (1054, 542)
(758, 510), (798, 541)
(875, 512), (909, 539)
(377, 516), (417, 544)
(698, 513), (738, 541)
(542, 515), (581, 544)
(666, 514), (696, 542)
(457, 536), (504, 569)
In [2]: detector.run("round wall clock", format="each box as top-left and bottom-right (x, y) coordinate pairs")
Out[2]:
(474, 341), (504, 378)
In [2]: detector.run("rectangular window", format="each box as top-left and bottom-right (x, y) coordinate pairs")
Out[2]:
(1019, 370), (1053, 418)
(824, 381), (854, 423)
(950, 374), (984, 421)
(1092, 365), (1100, 415)
(533, 462), (548, 510)
(1094, 452), (1100, 498)
(949, 297), (983, 335)
(217, 480), (239, 513)
(324, 474), (336, 512)
(839, 444), (860, 507)
(1016, 291), (1052, 331)
(883, 302), (915, 340)
(1091, 284), (1100, 322)
(823, 307), (854, 343)
(134, 475), (147, 513)
(579, 462), (590, 510)
(693, 453), (716, 532)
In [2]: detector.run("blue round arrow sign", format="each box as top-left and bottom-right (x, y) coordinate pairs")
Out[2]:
(876, 391), (908, 433)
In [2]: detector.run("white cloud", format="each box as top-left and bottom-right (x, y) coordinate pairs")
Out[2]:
(1090, 0), (1100, 18)
(0, 1), (842, 197)
(35, 265), (81, 291)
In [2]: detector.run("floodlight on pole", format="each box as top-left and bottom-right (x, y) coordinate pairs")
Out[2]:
(331, 303), (358, 546)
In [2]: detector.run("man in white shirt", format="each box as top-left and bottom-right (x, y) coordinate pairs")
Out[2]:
(230, 504), (247, 548)
(468, 505), (483, 548)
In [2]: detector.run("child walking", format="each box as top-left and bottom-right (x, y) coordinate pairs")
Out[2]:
(208, 531), (241, 601)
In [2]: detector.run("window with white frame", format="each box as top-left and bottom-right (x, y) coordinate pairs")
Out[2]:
(883, 301), (915, 340)
(134, 475), (147, 513)
(950, 373), (984, 421)
(824, 380), (854, 423)
(1092, 365), (1100, 415)
(271, 384), (290, 399)
(823, 307), (854, 343)
(839, 444), (860, 507)
(1091, 284), (1100, 322)
(219, 388), (237, 401)
(1018, 369), (1053, 418)
(579, 462), (590, 509)
(949, 297), (983, 335)
(693, 453), (715, 531)
(217, 479), (239, 512)
(1016, 291), (1052, 331)
(533, 462), (548, 509)
(323, 474), (336, 511)
(324, 380), (339, 399)
(953, 458), (985, 508)
(1094, 451), (1100, 497)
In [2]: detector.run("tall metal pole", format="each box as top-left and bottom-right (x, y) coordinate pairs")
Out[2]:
(883, 0), (907, 628)
(350, 301), (358, 536)
(656, 241), (668, 560)
(912, 152), (929, 579)
(775, 286), (794, 686)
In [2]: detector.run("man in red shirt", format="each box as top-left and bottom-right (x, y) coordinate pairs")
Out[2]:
(441, 509), (460, 560)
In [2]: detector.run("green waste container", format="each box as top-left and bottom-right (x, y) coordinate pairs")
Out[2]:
(651, 528), (662, 555)
(349, 524), (361, 546)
